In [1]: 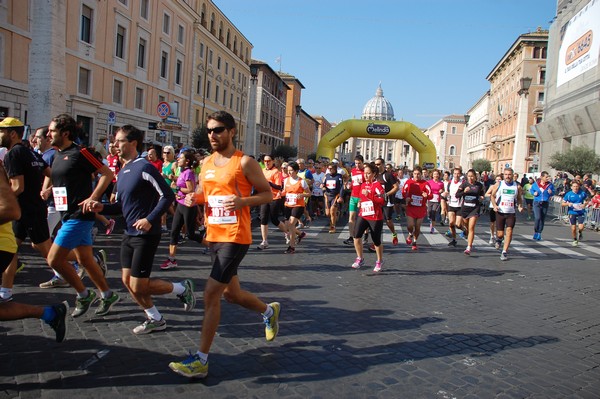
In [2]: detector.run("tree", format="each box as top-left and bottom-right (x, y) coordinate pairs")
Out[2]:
(273, 144), (297, 161)
(191, 125), (210, 151)
(472, 158), (492, 173)
(548, 145), (600, 176)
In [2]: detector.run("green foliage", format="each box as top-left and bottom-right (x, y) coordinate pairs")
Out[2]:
(472, 158), (492, 173)
(273, 144), (297, 161)
(191, 125), (210, 151)
(548, 145), (600, 176)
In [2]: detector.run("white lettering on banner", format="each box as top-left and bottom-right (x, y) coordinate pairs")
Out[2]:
(207, 195), (237, 224)
(411, 195), (423, 207)
(286, 193), (298, 206)
(52, 187), (68, 211)
(360, 200), (375, 216)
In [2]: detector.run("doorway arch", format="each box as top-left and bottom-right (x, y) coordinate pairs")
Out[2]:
(316, 119), (436, 169)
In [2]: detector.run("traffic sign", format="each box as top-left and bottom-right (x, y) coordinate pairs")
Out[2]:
(156, 102), (171, 118)
(165, 115), (180, 123)
(107, 111), (116, 125)
(505, 163), (510, 168)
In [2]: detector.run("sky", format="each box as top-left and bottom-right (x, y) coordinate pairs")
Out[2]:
(215, 0), (556, 129)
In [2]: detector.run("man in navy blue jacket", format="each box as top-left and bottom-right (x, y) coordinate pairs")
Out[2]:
(87, 125), (196, 335)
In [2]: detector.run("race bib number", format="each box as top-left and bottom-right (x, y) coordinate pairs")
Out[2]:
(286, 193), (298, 206)
(432, 193), (440, 202)
(500, 199), (514, 209)
(351, 174), (363, 186)
(573, 203), (584, 211)
(326, 180), (337, 190)
(360, 200), (375, 216)
(52, 187), (68, 211)
(411, 195), (423, 207)
(207, 195), (237, 224)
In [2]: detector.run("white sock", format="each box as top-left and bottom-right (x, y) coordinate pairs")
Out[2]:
(171, 282), (185, 295)
(262, 305), (273, 319)
(195, 351), (208, 364)
(0, 287), (12, 299)
(144, 306), (162, 321)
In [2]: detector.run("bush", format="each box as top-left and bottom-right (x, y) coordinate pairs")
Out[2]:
(548, 145), (600, 176)
(472, 159), (492, 173)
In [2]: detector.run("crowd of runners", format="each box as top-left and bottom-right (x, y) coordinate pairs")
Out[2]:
(0, 110), (598, 379)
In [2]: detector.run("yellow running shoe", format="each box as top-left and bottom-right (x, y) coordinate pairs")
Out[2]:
(264, 302), (280, 341)
(169, 353), (208, 378)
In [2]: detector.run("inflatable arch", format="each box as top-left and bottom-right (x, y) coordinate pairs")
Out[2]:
(316, 119), (437, 169)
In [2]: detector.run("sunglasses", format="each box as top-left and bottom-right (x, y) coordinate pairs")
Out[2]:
(206, 126), (227, 134)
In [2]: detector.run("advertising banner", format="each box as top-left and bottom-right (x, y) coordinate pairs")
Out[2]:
(557, 0), (600, 87)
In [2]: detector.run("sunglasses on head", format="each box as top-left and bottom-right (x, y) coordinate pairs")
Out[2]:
(206, 126), (227, 134)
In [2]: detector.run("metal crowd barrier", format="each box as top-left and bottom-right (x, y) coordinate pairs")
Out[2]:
(585, 207), (600, 231)
(549, 196), (570, 224)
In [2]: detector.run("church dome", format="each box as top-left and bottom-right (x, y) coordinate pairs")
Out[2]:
(361, 84), (395, 121)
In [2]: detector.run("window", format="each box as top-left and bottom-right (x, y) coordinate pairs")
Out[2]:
(199, 42), (204, 58)
(118, 0), (127, 5)
(225, 62), (228, 75)
(137, 38), (146, 68)
(196, 75), (202, 95)
(223, 89), (227, 106)
(81, 5), (93, 43)
(160, 51), (168, 78)
(115, 25), (126, 58)
(158, 94), (165, 103)
(539, 70), (546, 85)
(113, 79), (123, 104)
(140, 0), (149, 19)
(135, 87), (144, 109)
(208, 50), (213, 65)
(206, 81), (211, 99)
(215, 85), (219, 103)
(163, 13), (170, 34)
(538, 92), (545, 103)
(217, 56), (221, 70)
(78, 67), (91, 95)
(175, 60), (182, 85)
(177, 25), (184, 44)
(210, 13), (215, 33)
(449, 145), (456, 155)
(451, 126), (457, 134)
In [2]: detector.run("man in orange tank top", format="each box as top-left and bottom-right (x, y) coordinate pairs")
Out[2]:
(169, 111), (279, 379)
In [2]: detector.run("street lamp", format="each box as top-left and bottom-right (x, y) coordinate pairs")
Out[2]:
(464, 114), (470, 125)
(294, 104), (301, 152)
(518, 77), (532, 96)
(439, 129), (445, 170)
(244, 65), (259, 156)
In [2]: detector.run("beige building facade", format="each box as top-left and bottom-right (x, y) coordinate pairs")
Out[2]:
(462, 91), (490, 170)
(248, 60), (288, 156)
(426, 115), (468, 172)
(485, 28), (547, 175)
(0, 0), (252, 148)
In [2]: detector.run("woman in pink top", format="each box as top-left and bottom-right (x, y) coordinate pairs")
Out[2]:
(426, 170), (445, 234)
(161, 150), (203, 269)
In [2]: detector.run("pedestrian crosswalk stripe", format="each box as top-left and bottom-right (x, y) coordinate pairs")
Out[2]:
(520, 235), (589, 260)
(510, 238), (547, 256)
(554, 238), (600, 256)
